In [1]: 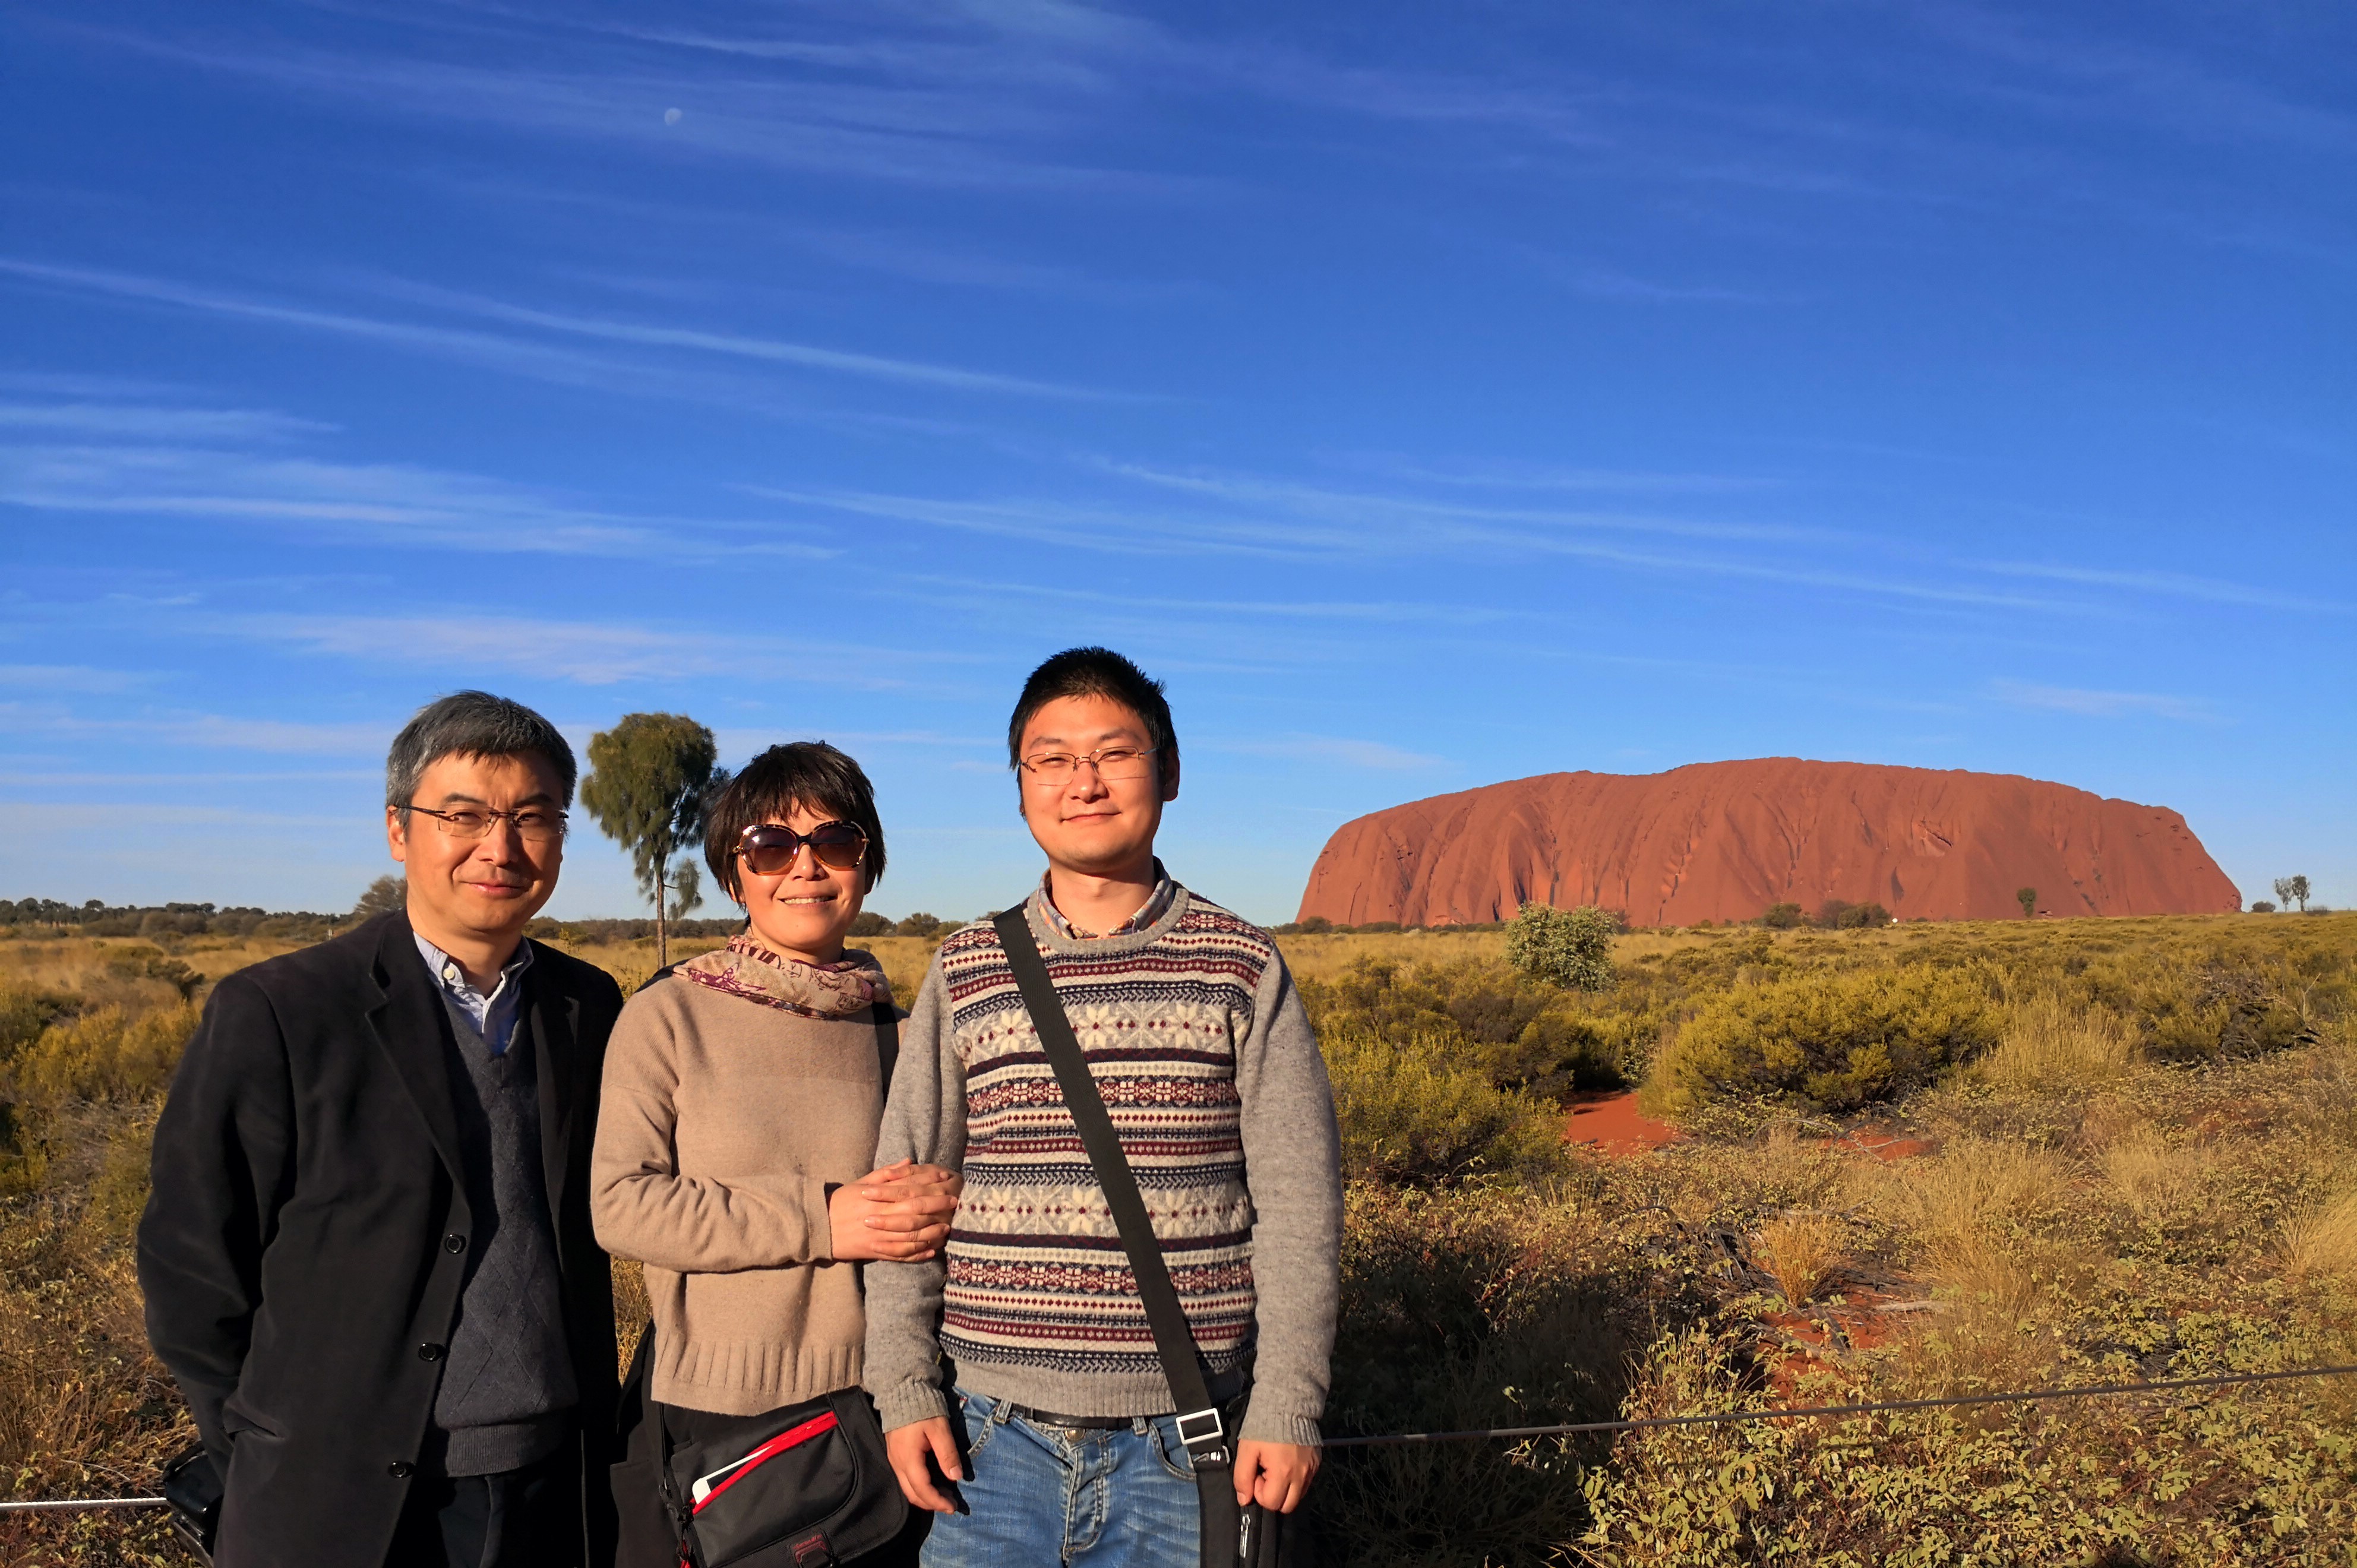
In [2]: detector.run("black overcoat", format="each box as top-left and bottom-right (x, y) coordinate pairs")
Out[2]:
(137, 911), (624, 1568)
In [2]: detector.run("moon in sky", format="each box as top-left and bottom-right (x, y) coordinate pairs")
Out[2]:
(664, 108), (682, 126)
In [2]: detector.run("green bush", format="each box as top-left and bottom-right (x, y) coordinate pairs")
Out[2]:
(1321, 1026), (1571, 1185)
(1300, 956), (1635, 1090)
(1505, 903), (1617, 992)
(0, 981), (79, 1058)
(1758, 902), (1805, 929)
(12, 1003), (197, 1105)
(1645, 965), (1999, 1116)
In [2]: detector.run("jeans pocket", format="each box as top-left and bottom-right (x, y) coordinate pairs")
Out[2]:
(1147, 1417), (1200, 1484)
(955, 1390), (997, 1460)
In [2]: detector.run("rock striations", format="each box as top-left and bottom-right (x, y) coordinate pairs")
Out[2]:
(1296, 758), (2240, 928)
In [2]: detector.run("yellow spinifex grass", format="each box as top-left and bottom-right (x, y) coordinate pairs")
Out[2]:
(2279, 1189), (2357, 1283)
(1980, 991), (2138, 1090)
(1750, 1212), (1846, 1305)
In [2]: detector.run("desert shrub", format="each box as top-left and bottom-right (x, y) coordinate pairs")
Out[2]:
(1505, 902), (1617, 993)
(11, 1003), (198, 1105)
(1320, 1026), (1570, 1185)
(846, 911), (892, 937)
(2249, 900), (2277, 913)
(2138, 963), (2311, 1061)
(1579, 1321), (2357, 1564)
(1757, 902), (1805, 929)
(1301, 956), (1634, 1090)
(1814, 899), (1890, 930)
(1316, 1184), (1634, 1567)
(1645, 965), (1999, 1116)
(0, 982), (79, 1059)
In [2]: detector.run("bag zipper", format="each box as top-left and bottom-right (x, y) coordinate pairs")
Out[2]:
(690, 1412), (842, 1513)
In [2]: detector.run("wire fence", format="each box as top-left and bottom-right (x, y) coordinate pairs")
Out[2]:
(6, 1362), (2353, 1513)
(1322, 1360), (2357, 1449)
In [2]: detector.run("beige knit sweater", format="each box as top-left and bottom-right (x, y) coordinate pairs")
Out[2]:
(591, 974), (893, 1416)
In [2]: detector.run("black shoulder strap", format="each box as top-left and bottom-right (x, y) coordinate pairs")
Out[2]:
(991, 906), (1231, 1468)
(871, 1003), (899, 1090)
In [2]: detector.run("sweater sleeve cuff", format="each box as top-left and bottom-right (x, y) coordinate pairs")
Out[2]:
(876, 1380), (952, 1434)
(805, 1175), (836, 1264)
(1238, 1408), (1324, 1447)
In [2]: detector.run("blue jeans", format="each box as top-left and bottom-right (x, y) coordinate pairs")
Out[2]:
(921, 1388), (1200, 1568)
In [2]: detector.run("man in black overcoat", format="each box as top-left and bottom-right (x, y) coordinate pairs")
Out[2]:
(140, 691), (626, 1568)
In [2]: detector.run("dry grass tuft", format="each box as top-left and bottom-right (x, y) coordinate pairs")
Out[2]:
(1750, 1212), (1845, 1304)
(2279, 1188), (2357, 1284)
(1850, 1135), (2064, 1257)
(2100, 1127), (2202, 1216)
(1980, 992), (2138, 1089)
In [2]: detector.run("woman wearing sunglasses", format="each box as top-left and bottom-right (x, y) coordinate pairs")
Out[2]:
(593, 741), (956, 1566)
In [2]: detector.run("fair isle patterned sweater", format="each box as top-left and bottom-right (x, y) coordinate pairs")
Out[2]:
(863, 884), (1342, 1447)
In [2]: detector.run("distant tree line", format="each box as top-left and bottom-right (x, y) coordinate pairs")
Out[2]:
(1755, 899), (1894, 931)
(1, 897), (342, 939)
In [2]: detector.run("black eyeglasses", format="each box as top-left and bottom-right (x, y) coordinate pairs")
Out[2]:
(735, 820), (867, 877)
(407, 804), (568, 843)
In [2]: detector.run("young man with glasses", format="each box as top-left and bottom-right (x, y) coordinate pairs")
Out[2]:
(866, 647), (1343, 1567)
(140, 691), (627, 1568)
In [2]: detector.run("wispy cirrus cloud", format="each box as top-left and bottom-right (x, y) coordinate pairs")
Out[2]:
(1978, 559), (2345, 615)
(0, 426), (838, 561)
(0, 702), (391, 754)
(210, 610), (977, 690)
(0, 258), (1113, 404)
(0, 664), (157, 696)
(0, 401), (334, 441)
(59, 6), (1178, 194)
(1211, 733), (1451, 772)
(1991, 679), (2216, 722)
(763, 481), (2080, 615)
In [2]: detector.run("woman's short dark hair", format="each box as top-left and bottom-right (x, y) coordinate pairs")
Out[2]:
(1006, 647), (1178, 775)
(704, 742), (886, 901)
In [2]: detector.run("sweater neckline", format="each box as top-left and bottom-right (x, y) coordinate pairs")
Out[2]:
(1025, 881), (1193, 956)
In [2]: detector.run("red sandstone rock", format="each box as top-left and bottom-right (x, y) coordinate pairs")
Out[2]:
(1296, 758), (2240, 928)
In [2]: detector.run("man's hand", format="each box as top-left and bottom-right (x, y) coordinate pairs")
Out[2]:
(829, 1160), (962, 1262)
(885, 1416), (963, 1513)
(1232, 1439), (1319, 1513)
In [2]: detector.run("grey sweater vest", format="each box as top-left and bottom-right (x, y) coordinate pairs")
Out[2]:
(429, 989), (578, 1475)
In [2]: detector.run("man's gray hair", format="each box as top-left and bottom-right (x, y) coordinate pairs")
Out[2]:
(386, 691), (577, 817)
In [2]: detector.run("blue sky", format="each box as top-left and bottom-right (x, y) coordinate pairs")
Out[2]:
(3, 1), (2350, 925)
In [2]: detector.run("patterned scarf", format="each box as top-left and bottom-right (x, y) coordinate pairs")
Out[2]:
(678, 934), (892, 1019)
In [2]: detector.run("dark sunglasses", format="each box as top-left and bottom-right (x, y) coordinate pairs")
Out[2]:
(735, 820), (867, 877)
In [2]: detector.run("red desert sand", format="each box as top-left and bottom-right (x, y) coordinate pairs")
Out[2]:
(1298, 757), (2239, 928)
(1565, 1091), (1682, 1153)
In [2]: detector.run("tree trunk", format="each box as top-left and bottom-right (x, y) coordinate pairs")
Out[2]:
(656, 855), (669, 970)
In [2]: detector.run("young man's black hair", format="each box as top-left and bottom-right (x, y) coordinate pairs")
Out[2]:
(1004, 646), (1178, 775)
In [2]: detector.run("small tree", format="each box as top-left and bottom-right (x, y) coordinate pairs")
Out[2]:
(2274, 877), (2296, 911)
(580, 713), (727, 968)
(2288, 874), (2311, 913)
(2016, 886), (2037, 919)
(1505, 902), (1617, 992)
(2249, 900), (2276, 913)
(351, 874), (406, 922)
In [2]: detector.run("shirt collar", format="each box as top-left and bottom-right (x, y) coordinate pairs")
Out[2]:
(1035, 859), (1176, 941)
(413, 930), (534, 1001)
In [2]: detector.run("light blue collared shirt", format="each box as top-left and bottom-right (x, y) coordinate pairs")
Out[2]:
(414, 932), (535, 1057)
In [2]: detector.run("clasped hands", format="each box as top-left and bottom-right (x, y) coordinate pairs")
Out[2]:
(826, 1159), (961, 1262)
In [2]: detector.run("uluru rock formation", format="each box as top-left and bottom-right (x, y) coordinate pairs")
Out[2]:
(1297, 758), (2240, 928)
